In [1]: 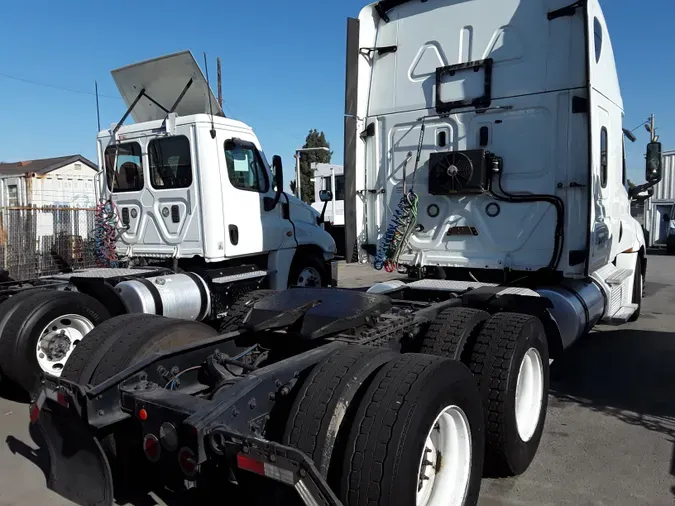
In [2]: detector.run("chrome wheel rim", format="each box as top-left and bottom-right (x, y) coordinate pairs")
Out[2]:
(36, 314), (94, 376)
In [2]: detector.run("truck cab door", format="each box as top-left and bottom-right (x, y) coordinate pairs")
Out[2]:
(585, 0), (622, 272)
(220, 139), (286, 258)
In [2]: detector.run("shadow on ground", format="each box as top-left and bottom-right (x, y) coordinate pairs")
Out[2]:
(549, 328), (675, 498)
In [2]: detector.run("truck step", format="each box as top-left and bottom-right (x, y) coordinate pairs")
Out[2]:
(604, 268), (633, 285)
(211, 270), (268, 285)
(602, 304), (638, 325)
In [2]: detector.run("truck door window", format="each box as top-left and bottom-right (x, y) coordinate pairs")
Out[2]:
(600, 127), (608, 189)
(104, 142), (143, 192)
(224, 140), (269, 193)
(148, 136), (193, 189)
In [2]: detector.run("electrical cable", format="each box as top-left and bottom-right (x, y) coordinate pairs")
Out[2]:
(93, 199), (122, 268)
(374, 122), (424, 271)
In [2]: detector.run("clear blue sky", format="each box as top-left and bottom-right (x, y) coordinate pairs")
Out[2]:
(0, 0), (672, 187)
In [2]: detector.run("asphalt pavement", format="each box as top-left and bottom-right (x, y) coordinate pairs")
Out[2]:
(0, 257), (674, 505)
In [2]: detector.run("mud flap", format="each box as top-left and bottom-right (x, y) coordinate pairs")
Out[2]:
(37, 407), (114, 506)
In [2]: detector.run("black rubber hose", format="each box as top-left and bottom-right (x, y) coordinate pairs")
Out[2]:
(490, 171), (565, 271)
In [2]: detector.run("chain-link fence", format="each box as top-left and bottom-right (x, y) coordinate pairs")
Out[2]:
(0, 206), (98, 281)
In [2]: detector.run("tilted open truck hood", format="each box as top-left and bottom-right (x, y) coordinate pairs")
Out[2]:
(111, 50), (224, 124)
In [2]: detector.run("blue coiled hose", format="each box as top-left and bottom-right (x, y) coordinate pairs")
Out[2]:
(93, 200), (120, 268)
(373, 191), (419, 272)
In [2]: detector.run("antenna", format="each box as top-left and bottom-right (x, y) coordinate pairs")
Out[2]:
(217, 57), (223, 110)
(95, 80), (101, 132)
(203, 52), (216, 139)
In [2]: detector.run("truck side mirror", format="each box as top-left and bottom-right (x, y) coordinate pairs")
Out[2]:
(272, 155), (284, 192)
(264, 155), (285, 212)
(319, 190), (333, 202)
(646, 141), (663, 183)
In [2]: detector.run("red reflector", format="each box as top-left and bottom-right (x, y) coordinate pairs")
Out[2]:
(56, 392), (69, 408)
(237, 453), (265, 475)
(178, 447), (198, 477)
(29, 403), (40, 423)
(143, 434), (161, 463)
(138, 408), (148, 421)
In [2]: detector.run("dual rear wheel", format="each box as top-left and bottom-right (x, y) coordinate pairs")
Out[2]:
(419, 308), (550, 477)
(271, 346), (485, 506)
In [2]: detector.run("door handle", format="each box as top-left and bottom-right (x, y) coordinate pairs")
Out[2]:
(229, 225), (239, 246)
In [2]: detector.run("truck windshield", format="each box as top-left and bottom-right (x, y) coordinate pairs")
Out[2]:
(105, 142), (143, 193)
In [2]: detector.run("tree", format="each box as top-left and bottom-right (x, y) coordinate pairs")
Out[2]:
(290, 129), (332, 203)
(627, 179), (636, 190)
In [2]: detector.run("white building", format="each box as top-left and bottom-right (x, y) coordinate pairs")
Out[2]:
(0, 155), (99, 208)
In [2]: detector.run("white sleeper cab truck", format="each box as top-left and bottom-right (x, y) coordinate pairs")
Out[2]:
(0, 51), (337, 394)
(340, 0), (663, 498)
(27, 3), (663, 506)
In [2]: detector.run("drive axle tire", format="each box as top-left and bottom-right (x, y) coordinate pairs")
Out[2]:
(63, 313), (218, 386)
(0, 290), (110, 393)
(283, 345), (397, 478)
(339, 354), (484, 506)
(466, 312), (549, 477)
(418, 307), (490, 362)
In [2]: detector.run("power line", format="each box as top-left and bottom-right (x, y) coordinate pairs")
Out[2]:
(0, 71), (121, 100)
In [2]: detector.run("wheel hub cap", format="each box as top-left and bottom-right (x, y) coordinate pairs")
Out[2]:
(36, 315), (95, 376)
(296, 267), (321, 287)
(514, 347), (545, 442)
(416, 405), (472, 506)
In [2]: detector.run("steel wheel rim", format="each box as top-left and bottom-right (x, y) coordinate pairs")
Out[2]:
(36, 314), (95, 376)
(515, 347), (545, 442)
(296, 266), (322, 287)
(416, 405), (472, 506)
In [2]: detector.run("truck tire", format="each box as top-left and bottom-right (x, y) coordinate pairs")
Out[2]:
(466, 312), (549, 477)
(219, 289), (278, 333)
(282, 345), (397, 479)
(61, 314), (218, 500)
(338, 354), (484, 506)
(63, 314), (218, 386)
(418, 307), (490, 361)
(0, 290), (110, 393)
(288, 251), (327, 287)
(628, 263), (643, 323)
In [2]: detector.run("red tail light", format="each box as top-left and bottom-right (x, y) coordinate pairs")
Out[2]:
(178, 447), (198, 477)
(143, 434), (161, 463)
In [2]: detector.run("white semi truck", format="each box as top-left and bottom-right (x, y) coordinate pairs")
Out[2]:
(0, 51), (337, 393)
(30, 1), (663, 506)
